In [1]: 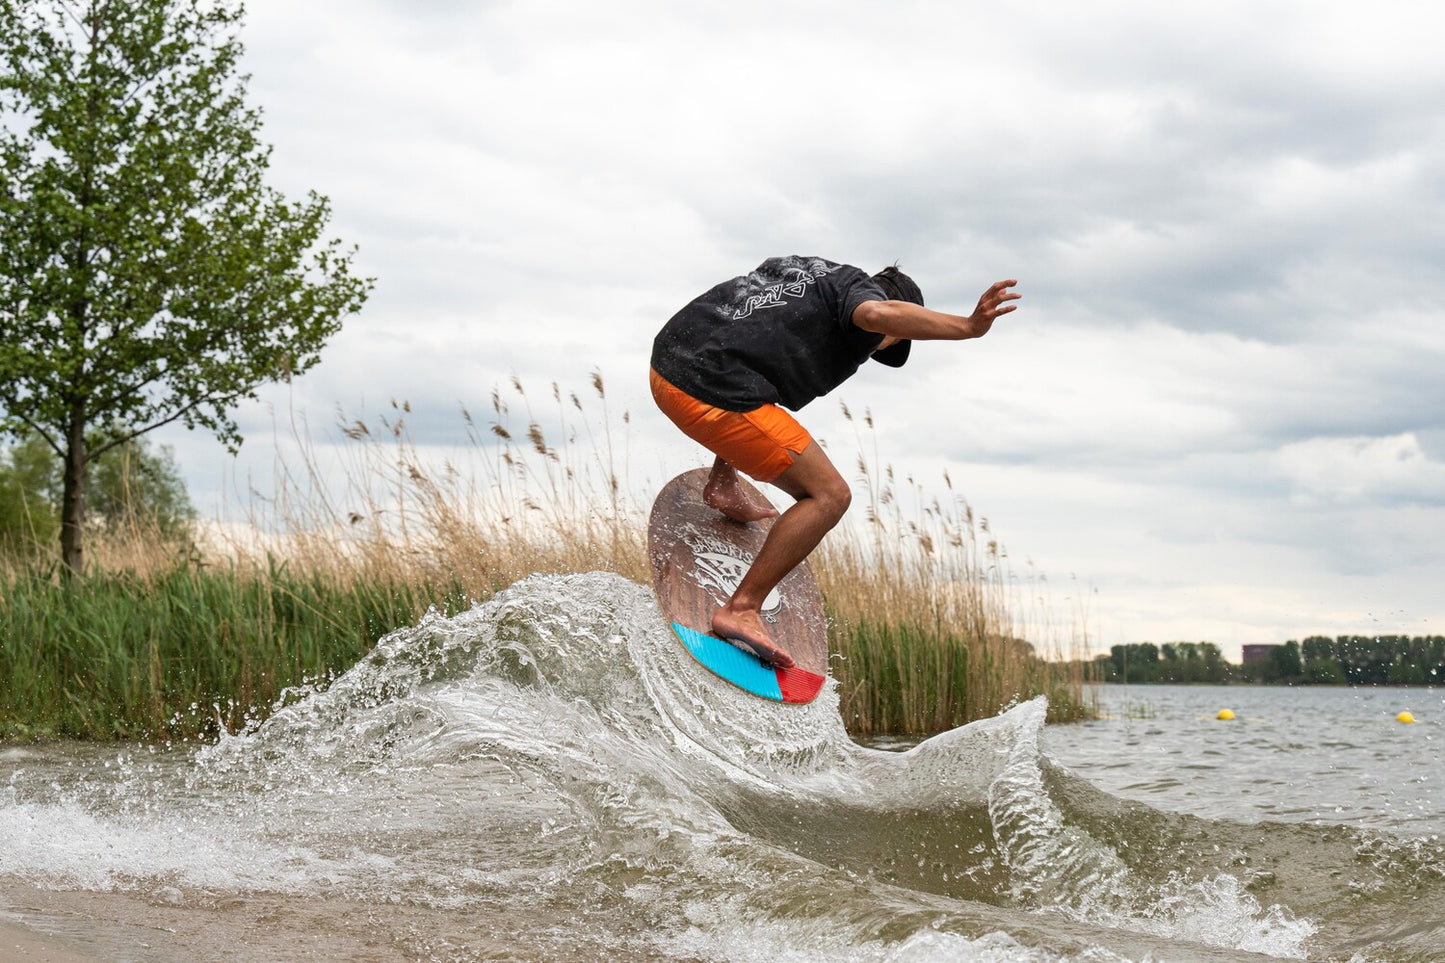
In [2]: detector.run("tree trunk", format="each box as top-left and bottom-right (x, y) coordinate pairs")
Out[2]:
(60, 417), (87, 575)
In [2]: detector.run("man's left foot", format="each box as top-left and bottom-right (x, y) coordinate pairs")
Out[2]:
(712, 606), (795, 668)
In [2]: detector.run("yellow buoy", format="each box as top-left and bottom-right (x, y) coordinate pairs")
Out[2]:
(1397, 711), (1415, 724)
(1217, 709), (1236, 721)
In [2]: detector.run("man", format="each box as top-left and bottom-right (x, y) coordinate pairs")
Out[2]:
(650, 255), (1018, 668)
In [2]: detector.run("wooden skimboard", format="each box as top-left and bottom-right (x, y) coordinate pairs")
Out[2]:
(647, 469), (828, 704)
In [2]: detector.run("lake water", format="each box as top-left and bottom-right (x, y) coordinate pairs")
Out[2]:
(3, 573), (1443, 961)
(1042, 683), (1444, 836)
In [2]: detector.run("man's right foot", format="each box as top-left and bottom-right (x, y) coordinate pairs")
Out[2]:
(703, 479), (778, 524)
(712, 606), (795, 668)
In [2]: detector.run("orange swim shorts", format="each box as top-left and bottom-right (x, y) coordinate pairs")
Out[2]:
(649, 368), (812, 483)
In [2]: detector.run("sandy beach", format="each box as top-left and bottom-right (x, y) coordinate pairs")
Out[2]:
(1, 917), (97, 963)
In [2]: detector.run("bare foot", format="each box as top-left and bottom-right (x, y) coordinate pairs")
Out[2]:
(712, 605), (795, 668)
(703, 475), (778, 524)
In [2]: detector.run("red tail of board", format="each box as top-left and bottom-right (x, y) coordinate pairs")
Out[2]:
(775, 665), (826, 704)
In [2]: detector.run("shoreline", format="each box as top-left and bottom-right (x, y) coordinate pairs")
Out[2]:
(0, 916), (99, 963)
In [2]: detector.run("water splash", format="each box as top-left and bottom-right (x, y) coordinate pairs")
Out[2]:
(0, 572), (1369, 961)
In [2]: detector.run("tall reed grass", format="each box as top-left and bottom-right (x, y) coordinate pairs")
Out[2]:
(0, 550), (469, 739)
(816, 403), (1089, 732)
(0, 374), (1089, 740)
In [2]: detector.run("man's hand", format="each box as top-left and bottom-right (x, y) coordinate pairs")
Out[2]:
(967, 279), (1020, 337)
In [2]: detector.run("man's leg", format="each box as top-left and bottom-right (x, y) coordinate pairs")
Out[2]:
(702, 456), (778, 523)
(711, 441), (851, 668)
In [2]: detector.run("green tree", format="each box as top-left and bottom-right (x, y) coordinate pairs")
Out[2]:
(87, 435), (192, 533)
(1110, 642), (1160, 682)
(0, 0), (371, 572)
(1199, 641), (1226, 682)
(1090, 653), (1118, 683)
(1303, 658), (1345, 685)
(1301, 635), (1334, 664)
(1267, 640), (1302, 683)
(0, 429), (193, 551)
(0, 429), (57, 549)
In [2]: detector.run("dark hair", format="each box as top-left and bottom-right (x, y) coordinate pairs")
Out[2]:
(871, 265), (924, 306)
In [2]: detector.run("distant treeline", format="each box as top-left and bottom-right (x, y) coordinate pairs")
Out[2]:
(1090, 636), (1445, 685)
(1092, 642), (1230, 684)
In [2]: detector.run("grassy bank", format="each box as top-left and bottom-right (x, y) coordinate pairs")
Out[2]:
(0, 378), (1090, 740)
(0, 559), (469, 739)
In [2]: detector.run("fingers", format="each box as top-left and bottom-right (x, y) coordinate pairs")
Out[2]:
(978, 279), (1020, 319)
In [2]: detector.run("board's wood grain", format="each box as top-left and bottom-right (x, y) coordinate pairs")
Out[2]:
(647, 468), (828, 677)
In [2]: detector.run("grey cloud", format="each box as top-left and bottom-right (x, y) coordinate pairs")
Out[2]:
(154, 0), (1445, 644)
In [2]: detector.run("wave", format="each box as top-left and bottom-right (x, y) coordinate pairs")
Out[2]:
(4, 572), (1443, 961)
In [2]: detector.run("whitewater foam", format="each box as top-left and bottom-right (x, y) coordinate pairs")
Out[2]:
(1, 572), (1330, 961)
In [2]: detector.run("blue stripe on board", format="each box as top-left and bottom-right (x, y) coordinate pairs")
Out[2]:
(670, 622), (783, 701)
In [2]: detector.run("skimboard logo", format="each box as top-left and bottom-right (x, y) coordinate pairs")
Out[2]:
(683, 530), (782, 621)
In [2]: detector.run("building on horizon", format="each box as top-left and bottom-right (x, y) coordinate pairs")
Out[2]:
(1241, 644), (1278, 665)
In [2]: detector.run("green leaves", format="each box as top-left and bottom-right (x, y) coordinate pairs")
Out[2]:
(0, 428), (194, 552)
(1, 0), (372, 568)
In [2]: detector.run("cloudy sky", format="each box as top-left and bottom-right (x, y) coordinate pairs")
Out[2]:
(150, 0), (1444, 660)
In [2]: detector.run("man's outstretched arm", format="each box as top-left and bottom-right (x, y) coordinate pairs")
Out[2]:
(852, 279), (1020, 341)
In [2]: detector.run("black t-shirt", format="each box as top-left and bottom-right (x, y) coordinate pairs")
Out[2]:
(650, 256), (900, 412)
